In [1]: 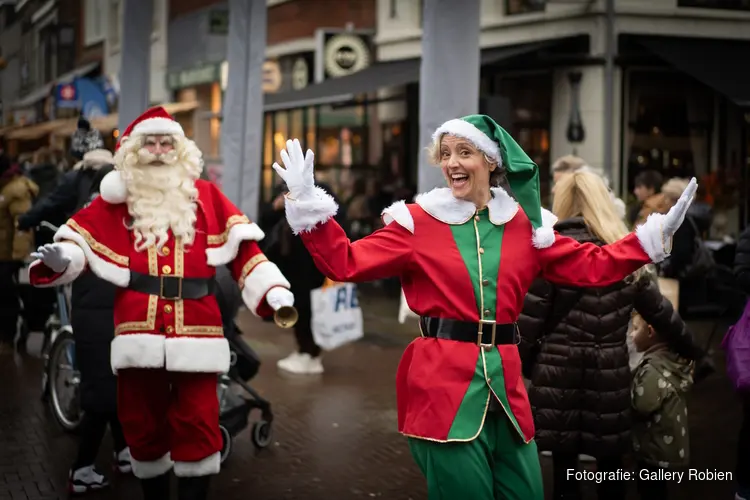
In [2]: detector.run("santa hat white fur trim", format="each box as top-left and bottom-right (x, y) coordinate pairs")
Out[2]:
(100, 170), (128, 204)
(432, 119), (502, 167)
(130, 117), (184, 138)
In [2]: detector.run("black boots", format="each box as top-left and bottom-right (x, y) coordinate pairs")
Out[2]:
(140, 473), (170, 500)
(177, 476), (211, 500)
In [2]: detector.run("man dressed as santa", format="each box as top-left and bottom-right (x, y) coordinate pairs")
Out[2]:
(29, 107), (294, 500)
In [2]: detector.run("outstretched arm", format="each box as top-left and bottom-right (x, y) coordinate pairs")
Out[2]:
(275, 139), (413, 283)
(538, 178), (698, 287)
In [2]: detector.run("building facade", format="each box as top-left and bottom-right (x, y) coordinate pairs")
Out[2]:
(271, 0), (750, 235)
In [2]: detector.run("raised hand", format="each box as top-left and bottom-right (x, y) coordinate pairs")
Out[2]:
(30, 244), (71, 273)
(662, 177), (698, 239)
(272, 139), (315, 200)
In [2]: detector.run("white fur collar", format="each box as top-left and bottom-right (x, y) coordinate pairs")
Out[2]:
(415, 187), (519, 225)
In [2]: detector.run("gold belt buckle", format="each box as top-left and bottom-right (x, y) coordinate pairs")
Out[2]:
(478, 320), (496, 348)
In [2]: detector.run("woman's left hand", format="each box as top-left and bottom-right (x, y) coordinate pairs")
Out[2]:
(662, 177), (697, 239)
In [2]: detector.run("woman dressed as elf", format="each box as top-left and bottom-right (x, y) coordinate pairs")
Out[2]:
(273, 115), (697, 500)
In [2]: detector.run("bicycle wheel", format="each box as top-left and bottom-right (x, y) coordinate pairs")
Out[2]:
(48, 329), (84, 433)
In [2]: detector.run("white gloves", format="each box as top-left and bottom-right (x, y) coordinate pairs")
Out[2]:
(272, 139), (315, 200)
(30, 243), (71, 273)
(636, 177), (698, 263)
(662, 177), (698, 241)
(266, 287), (295, 311)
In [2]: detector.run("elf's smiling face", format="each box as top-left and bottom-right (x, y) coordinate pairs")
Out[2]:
(440, 135), (495, 206)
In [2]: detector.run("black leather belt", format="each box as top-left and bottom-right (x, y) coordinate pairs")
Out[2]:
(419, 316), (519, 346)
(128, 271), (216, 300)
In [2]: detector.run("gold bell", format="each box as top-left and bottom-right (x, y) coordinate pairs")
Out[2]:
(274, 305), (298, 329)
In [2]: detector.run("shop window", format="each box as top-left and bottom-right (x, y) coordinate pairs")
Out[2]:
(505, 0), (546, 15)
(677, 0), (750, 10)
(491, 72), (552, 204)
(84, 0), (106, 46)
(624, 71), (712, 196)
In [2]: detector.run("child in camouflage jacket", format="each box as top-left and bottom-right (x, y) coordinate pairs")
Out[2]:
(630, 312), (694, 500)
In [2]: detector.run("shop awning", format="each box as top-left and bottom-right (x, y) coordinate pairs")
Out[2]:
(54, 101), (200, 136)
(263, 40), (555, 112)
(10, 61), (101, 110)
(639, 36), (750, 108)
(6, 101), (200, 140)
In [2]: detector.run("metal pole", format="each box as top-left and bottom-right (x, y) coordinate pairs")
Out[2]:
(417, 0), (481, 192)
(118, 0), (154, 132)
(603, 0), (616, 181)
(220, 0), (267, 219)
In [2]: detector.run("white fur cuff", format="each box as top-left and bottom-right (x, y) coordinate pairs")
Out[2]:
(174, 452), (221, 477)
(29, 242), (86, 287)
(110, 334), (166, 373)
(131, 453), (174, 479)
(54, 224), (130, 287)
(164, 337), (230, 373)
(285, 186), (338, 234)
(241, 261), (291, 315)
(635, 213), (669, 263)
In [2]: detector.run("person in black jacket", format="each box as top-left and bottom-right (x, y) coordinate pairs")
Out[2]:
(259, 181), (345, 375)
(734, 225), (750, 500)
(518, 170), (702, 500)
(20, 150), (131, 494)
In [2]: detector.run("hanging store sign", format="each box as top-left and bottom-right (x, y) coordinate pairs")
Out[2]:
(320, 32), (372, 80)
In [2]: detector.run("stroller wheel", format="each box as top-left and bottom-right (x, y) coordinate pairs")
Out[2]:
(219, 425), (232, 464)
(251, 420), (272, 449)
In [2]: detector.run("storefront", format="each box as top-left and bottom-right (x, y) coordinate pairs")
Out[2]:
(619, 35), (750, 235)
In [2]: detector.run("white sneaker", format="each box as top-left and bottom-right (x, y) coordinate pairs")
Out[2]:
(277, 352), (324, 374)
(68, 465), (109, 494)
(579, 454), (596, 462)
(114, 447), (132, 474)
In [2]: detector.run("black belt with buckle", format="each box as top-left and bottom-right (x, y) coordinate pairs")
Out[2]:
(419, 316), (519, 346)
(128, 271), (216, 300)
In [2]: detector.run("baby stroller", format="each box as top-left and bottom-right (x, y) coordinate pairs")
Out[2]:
(214, 266), (274, 464)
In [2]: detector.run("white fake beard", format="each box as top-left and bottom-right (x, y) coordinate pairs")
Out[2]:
(121, 150), (200, 252)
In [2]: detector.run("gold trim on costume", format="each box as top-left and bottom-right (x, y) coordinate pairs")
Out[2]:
(206, 214), (251, 245)
(172, 236), (223, 336)
(67, 219), (129, 266)
(147, 246), (158, 276)
(239, 254), (268, 290)
(115, 295), (158, 335)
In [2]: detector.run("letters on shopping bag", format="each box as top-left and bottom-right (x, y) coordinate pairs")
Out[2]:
(311, 282), (364, 351)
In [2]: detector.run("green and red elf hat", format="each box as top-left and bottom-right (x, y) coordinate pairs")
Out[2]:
(432, 114), (555, 248)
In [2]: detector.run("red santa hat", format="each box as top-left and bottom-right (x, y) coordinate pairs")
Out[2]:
(101, 107), (185, 204)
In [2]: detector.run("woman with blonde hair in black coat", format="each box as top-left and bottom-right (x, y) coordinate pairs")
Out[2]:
(519, 170), (703, 500)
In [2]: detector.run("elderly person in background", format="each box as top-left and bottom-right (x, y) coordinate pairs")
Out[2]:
(272, 114), (697, 500)
(551, 154), (626, 220)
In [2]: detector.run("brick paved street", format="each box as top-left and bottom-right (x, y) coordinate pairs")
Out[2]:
(0, 297), (743, 500)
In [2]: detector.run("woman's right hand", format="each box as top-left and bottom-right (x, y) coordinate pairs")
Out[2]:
(272, 139), (315, 200)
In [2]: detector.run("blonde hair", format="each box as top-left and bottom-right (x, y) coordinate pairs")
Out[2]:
(426, 133), (505, 186)
(552, 170), (629, 245)
(661, 178), (689, 206)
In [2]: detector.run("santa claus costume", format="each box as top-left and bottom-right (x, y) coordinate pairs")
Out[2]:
(29, 107), (294, 500)
(272, 115), (697, 499)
